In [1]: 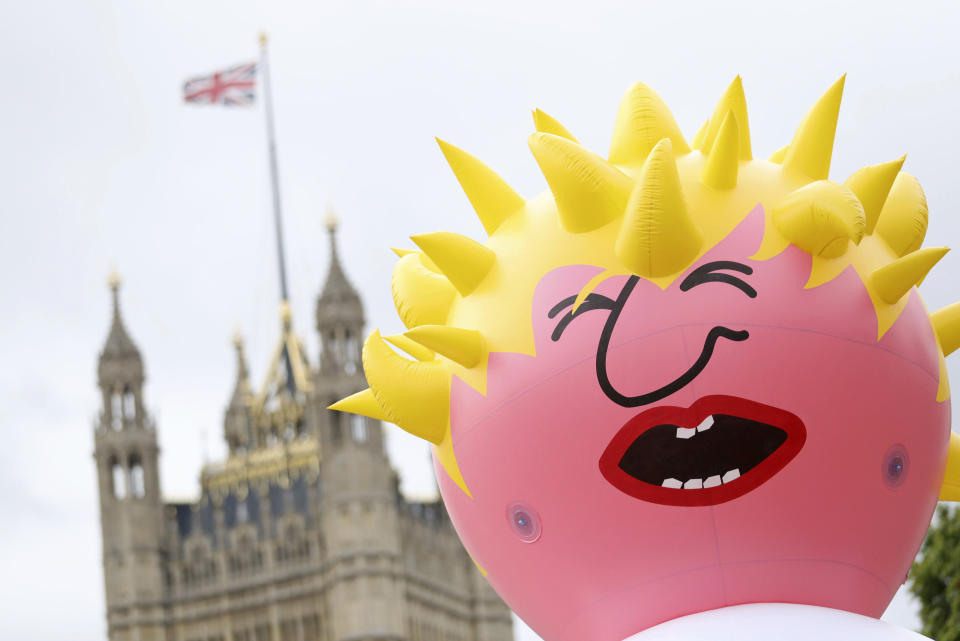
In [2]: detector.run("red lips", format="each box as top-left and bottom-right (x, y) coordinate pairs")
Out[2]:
(599, 395), (806, 506)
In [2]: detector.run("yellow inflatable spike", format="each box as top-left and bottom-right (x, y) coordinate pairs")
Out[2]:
(932, 302), (960, 357)
(608, 82), (691, 165)
(384, 333), (436, 361)
(391, 253), (456, 329)
(690, 119), (709, 150)
(616, 139), (703, 277)
(875, 172), (929, 257)
(392, 248), (440, 273)
(436, 138), (526, 236)
(532, 109), (579, 142)
(362, 330), (449, 444)
(405, 325), (486, 368)
(768, 144), (789, 164)
(411, 231), (496, 297)
(701, 76), (752, 160)
(870, 247), (949, 304)
(939, 432), (960, 501)
(690, 118), (710, 149)
(783, 75), (846, 180)
(328, 388), (389, 422)
(772, 180), (865, 258)
(844, 156), (906, 235)
(701, 111), (740, 190)
(528, 132), (634, 234)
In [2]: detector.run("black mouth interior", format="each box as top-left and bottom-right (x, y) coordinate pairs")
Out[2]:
(618, 414), (787, 488)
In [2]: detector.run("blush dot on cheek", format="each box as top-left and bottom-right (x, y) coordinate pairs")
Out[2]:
(507, 502), (542, 543)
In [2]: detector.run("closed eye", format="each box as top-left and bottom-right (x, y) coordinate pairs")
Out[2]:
(680, 260), (757, 298)
(549, 293), (616, 341)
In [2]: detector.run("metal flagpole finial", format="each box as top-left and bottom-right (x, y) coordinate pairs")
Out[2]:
(259, 32), (268, 46)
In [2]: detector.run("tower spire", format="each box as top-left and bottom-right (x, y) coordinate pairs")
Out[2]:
(320, 207), (358, 301)
(316, 207), (365, 377)
(100, 271), (143, 370)
(231, 330), (252, 396)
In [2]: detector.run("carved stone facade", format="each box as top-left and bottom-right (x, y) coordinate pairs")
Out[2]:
(92, 223), (513, 641)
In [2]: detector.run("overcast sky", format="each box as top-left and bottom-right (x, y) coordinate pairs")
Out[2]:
(2, 1), (959, 639)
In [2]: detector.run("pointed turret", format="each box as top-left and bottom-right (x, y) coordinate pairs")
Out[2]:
(92, 272), (165, 618)
(316, 209), (365, 375)
(223, 332), (254, 454)
(97, 271), (145, 430)
(99, 272), (143, 377)
(319, 209), (362, 305)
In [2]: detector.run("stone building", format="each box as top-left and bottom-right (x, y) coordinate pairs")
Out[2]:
(92, 220), (514, 641)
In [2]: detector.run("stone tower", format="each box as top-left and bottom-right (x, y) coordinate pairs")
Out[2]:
(93, 274), (167, 640)
(315, 214), (407, 640)
(92, 222), (515, 641)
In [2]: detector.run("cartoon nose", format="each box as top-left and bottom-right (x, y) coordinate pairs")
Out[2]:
(601, 327), (691, 398)
(599, 324), (748, 408)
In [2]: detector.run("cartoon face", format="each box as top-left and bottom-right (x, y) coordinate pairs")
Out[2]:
(430, 207), (947, 641)
(550, 257), (808, 507)
(333, 77), (959, 641)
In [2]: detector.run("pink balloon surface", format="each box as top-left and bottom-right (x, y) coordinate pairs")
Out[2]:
(434, 206), (950, 641)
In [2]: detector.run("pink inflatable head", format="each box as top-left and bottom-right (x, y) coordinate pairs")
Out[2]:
(333, 77), (958, 641)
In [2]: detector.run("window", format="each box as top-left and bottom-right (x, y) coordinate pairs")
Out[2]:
(280, 620), (297, 641)
(111, 458), (126, 499)
(345, 330), (358, 374)
(237, 500), (248, 523)
(123, 386), (136, 420)
(330, 410), (342, 445)
(111, 392), (122, 430)
(302, 615), (319, 641)
(350, 414), (368, 443)
(128, 455), (145, 498)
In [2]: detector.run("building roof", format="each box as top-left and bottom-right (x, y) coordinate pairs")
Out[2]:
(98, 272), (144, 383)
(318, 211), (360, 304)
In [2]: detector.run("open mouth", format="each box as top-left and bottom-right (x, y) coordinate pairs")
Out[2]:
(599, 395), (806, 506)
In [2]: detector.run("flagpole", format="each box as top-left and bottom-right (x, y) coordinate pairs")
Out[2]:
(259, 32), (290, 304)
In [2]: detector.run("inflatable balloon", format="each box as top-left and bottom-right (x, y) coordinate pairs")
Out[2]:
(332, 76), (960, 641)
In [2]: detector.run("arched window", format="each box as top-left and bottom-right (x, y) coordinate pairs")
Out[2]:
(351, 414), (368, 443)
(345, 330), (360, 371)
(123, 386), (136, 420)
(128, 455), (145, 498)
(111, 458), (126, 499)
(327, 330), (337, 362)
(237, 499), (248, 523)
(111, 392), (122, 430)
(330, 410), (343, 445)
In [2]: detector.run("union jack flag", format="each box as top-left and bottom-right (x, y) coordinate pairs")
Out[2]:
(183, 62), (257, 106)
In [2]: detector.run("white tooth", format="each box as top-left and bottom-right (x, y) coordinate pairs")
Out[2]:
(683, 478), (703, 489)
(697, 416), (714, 432)
(722, 469), (741, 483)
(662, 478), (682, 489)
(703, 475), (722, 488)
(676, 427), (696, 439)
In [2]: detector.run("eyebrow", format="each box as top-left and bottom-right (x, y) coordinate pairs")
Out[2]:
(549, 292), (616, 341)
(679, 261), (757, 298)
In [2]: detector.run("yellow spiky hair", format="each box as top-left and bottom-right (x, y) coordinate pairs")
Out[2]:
(331, 76), (959, 496)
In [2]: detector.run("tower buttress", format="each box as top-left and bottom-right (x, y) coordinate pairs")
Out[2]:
(315, 211), (383, 456)
(314, 213), (406, 641)
(92, 274), (166, 640)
